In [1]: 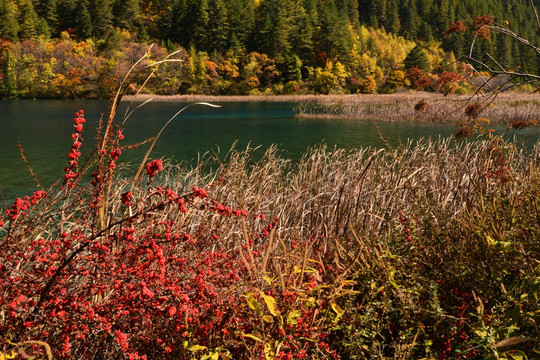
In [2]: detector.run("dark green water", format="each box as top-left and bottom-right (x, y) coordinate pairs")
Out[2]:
(1, 100), (538, 202)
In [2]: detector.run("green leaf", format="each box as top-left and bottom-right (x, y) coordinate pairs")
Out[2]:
(506, 305), (522, 326)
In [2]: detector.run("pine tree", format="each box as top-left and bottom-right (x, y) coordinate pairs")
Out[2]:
(400, 0), (418, 39)
(0, 47), (17, 98)
(404, 44), (430, 71)
(208, 0), (230, 52)
(370, 0), (386, 29)
(290, 9), (314, 65)
(385, 0), (401, 34)
(417, 22), (433, 42)
(226, 0), (255, 50)
(442, 32), (465, 59)
(169, 0), (187, 44)
(55, 0), (78, 36)
(184, 0), (209, 49)
(74, 0), (93, 38)
(89, 0), (113, 38)
(18, 0), (40, 39)
(36, 0), (59, 36)
(113, 0), (140, 31)
(137, 24), (149, 42)
(0, 0), (20, 41)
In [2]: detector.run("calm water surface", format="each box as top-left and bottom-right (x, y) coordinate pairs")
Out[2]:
(1, 100), (538, 201)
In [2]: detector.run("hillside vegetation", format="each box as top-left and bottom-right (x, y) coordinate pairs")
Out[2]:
(0, 0), (539, 98)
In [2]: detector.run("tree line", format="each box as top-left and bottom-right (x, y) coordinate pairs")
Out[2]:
(0, 0), (538, 98)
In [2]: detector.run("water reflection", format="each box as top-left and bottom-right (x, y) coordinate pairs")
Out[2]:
(0, 99), (538, 201)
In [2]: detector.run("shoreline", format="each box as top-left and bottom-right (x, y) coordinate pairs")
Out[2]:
(122, 93), (348, 103)
(122, 92), (540, 124)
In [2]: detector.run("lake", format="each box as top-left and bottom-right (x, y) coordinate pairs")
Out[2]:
(1, 99), (538, 202)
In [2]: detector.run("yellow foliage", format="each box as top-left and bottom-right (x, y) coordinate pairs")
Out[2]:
(333, 61), (349, 83)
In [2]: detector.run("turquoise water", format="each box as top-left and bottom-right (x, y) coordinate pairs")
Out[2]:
(1, 100), (538, 202)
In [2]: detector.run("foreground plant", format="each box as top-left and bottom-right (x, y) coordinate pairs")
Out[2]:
(0, 49), (348, 359)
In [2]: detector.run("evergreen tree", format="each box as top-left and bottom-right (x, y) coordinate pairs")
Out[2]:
(182, 0), (210, 49)
(137, 24), (149, 42)
(75, 0), (94, 39)
(280, 52), (302, 82)
(0, 0), (20, 41)
(418, 22), (433, 42)
(255, 0), (294, 57)
(404, 44), (430, 71)
(88, 0), (113, 38)
(370, 0), (386, 29)
(18, 0), (40, 39)
(36, 0), (59, 36)
(385, 0), (401, 34)
(226, 0), (255, 50)
(400, 0), (418, 39)
(208, 0), (230, 52)
(337, 0), (359, 26)
(290, 9), (315, 65)
(113, 0), (140, 31)
(0, 47), (17, 98)
(495, 33), (513, 69)
(169, 0), (187, 44)
(442, 32), (465, 59)
(55, 0), (78, 36)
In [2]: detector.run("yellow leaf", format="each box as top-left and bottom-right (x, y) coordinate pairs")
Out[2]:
(262, 275), (273, 285)
(287, 310), (301, 325)
(189, 345), (208, 352)
(245, 293), (262, 315)
(242, 333), (263, 342)
(474, 329), (488, 338)
(262, 315), (274, 323)
(260, 291), (278, 316)
(331, 303), (345, 323)
(264, 342), (275, 360)
(201, 352), (219, 360)
(1, 350), (17, 360)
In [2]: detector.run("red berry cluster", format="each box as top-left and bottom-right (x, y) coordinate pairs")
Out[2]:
(64, 110), (85, 185)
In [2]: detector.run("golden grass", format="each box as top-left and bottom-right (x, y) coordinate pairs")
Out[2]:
(116, 138), (539, 274)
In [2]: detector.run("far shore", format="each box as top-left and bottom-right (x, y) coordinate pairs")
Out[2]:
(124, 92), (540, 124)
(122, 93), (354, 103)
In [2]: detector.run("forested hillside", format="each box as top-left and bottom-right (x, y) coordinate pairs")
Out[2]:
(0, 0), (539, 98)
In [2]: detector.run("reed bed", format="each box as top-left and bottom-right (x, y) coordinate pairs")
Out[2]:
(295, 92), (540, 123)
